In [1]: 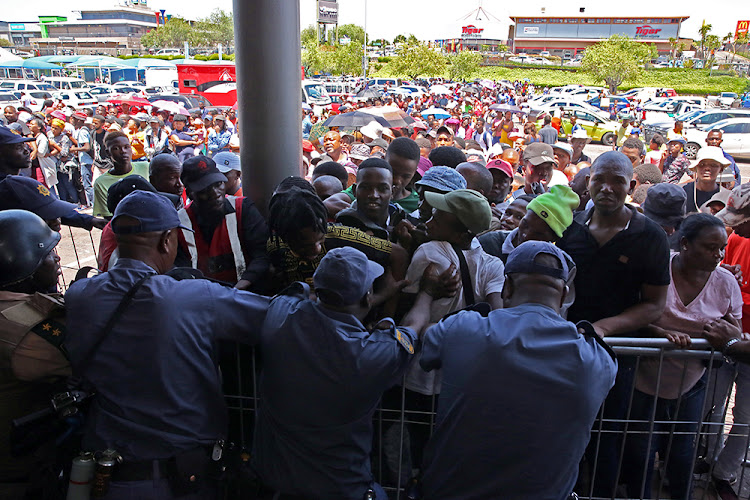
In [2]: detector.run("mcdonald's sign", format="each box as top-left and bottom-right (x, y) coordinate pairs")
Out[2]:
(737, 20), (750, 38)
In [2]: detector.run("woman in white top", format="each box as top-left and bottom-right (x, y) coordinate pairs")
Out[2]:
(625, 213), (742, 499)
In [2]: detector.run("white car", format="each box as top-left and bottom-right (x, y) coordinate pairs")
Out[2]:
(0, 92), (23, 110)
(399, 85), (428, 97)
(52, 90), (98, 109)
(529, 98), (608, 120)
(113, 81), (146, 88)
(88, 86), (117, 103)
(683, 118), (750, 159)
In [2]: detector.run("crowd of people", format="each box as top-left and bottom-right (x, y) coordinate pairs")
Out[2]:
(1, 78), (750, 500)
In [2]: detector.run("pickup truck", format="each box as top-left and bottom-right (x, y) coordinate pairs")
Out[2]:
(708, 92), (739, 108)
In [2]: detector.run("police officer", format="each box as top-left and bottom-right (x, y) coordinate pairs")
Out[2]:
(0, 124), (35, 180)
(252, 247), (456, 499)
(64, 191), (270, 500)
(0, 210), (69, 500)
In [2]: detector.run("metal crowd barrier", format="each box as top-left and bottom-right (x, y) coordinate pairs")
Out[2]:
(56, 228), (750, 499)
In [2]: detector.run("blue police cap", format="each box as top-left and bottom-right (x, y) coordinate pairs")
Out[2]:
(0, 125), (35, 145)
(505, 241), (570, 281)
(313, 247), (384, 306)
(0, 175), (78, 220)
(111, 190), (192, 235)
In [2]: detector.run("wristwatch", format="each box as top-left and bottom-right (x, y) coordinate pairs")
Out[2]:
(722, 337), (741, 354)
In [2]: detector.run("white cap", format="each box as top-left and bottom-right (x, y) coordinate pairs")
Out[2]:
(570, 128), (590, 141)
(212, 152), (241, 173)
(695, 146), (731, 166)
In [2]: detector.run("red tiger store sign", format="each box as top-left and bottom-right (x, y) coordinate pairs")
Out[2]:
(635, 25), (662, 37)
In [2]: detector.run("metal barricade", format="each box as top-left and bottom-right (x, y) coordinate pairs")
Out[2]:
(56, 223), (102, 290)
(219, 337), (750, 500)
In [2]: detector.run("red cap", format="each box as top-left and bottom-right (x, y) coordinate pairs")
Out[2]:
(302, 140), (314, 153)
(487, 159), (513, 179)
(72, 111), (87, 121)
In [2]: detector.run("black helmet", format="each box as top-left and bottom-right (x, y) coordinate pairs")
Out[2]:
(0, 209), (61, 287)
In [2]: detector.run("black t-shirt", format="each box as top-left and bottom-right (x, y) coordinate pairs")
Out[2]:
(557, 206), (670, 330)
(93, 129), (109, 160)
(683, 182), (720, 214)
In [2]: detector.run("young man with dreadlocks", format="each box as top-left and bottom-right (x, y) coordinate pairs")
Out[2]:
(266, 179), (408, 308)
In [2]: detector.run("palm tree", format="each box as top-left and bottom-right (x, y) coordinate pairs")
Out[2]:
(668, 37), (678, 60)
(699, 20), (713, 62)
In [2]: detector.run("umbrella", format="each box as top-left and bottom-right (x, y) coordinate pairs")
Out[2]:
(150, 100), (189, 114)
(322, 111), (389, 129)
(489, 103), (526, 115)
(356, 87), (381, 99)
(360, 105), (415, 129)
(108, 94), (152, 107)
(232, 101), (239, 111)
(0, 59), (61, 70)
(460, 86), (479, 95)
(421, 107), (450, 119)
(429, 84), (452, 95)
(479, 79), (495, 89)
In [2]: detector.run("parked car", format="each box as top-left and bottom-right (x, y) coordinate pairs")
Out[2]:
(11, 90), (52, 111)
(45, 77), (89, 90)
(528, 98), (608, 121)
(0, 92), (23, 110)
(88, 86), (117, 103)
(643, 109), (750, 142)
(587, 96), (630, 112)
(51, 90), (98, 108)
(707, 92), (739, 108)
(535, 109), (620, 146)
(683, 117), (750, 159)
(112, 81), (146, 88)
(0, 80), (56, 92)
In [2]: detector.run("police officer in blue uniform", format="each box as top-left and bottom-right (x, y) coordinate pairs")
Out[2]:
(64, 191), (270, 499)
(252, 247), (455, 500)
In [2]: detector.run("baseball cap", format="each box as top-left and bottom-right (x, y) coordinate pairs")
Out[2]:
(424, 189), (491, 235)
(181, 155), (228, 192)
(72, 111), (87, 121)
(552, 142), (573, 158)
(0, 175), (77, 219)
(666, 131), (685, 144)
(642, 183), (687, 228)
(436, 125), (453, 137)
(111, 190), (192, 235)
(214, 114), (226, 122)
(526, 184), (581, 238)
(716, 183), (750, 227)
(694, 146), (731, 167)
(349, 143), (371, 161)
(213, 152), (241, 173)
(0, 125), (34, 145)
(149, 115), (160, 124)
(313, 247), (384, 306)
(415, 166), (467, 193)
(417, 156), (433, 176)
(486, 159), (513, 179)
(366, 138), (388, 150)
(106, 175), (157, 215)
(522, 142), (556, 166)
(700, 189), (731, 212)
(505, 240), (570, 281)
(173, 114), (188, 122)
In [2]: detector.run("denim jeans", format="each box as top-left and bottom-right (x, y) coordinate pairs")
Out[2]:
(705, 363), (750, 480)
(80, 162), (94, 206)
(622, 377), (706, 499)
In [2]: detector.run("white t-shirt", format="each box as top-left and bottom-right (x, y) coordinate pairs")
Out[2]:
(36, 134), (58, 188)
(403, 238), (505, 395)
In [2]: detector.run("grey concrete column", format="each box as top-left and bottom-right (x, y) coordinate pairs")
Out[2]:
(233, 0), (302, 216)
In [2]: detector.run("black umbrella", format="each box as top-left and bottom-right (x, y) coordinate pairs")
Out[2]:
(356, 88), (382, 99)
(322, 111), (390, 129)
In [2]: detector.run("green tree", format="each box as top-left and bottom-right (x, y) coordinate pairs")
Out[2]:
(194, 9), (233, 47)
(337, 24), (366, 45)
(668, 36), (678, 59)
(407, 34), (419, 44)
(698, 20), (713, 61)
(447, 50), (482, 81)
(301, 25), (319, 45)
(393, 34), (407, 45)
(580, 35), (654, 93)
(389, 40), (446, 79)
(705, 34), (721, 69)
(0, 38), (11, 47)
(141, 17), (196, 48)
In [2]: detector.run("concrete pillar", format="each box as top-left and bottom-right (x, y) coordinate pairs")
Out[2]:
(233, 0), (302, 216)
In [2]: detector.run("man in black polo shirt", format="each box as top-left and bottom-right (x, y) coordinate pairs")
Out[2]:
(558, 151), (670, 497)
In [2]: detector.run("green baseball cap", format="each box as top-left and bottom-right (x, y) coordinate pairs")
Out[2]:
(424, 189), (491, 235)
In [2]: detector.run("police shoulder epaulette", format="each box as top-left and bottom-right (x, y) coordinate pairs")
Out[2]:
(30, 317), (68, 354)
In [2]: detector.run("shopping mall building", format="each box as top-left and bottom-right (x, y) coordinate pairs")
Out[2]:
(437, 15), (691, 57)
(510, 16), (690, 56)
